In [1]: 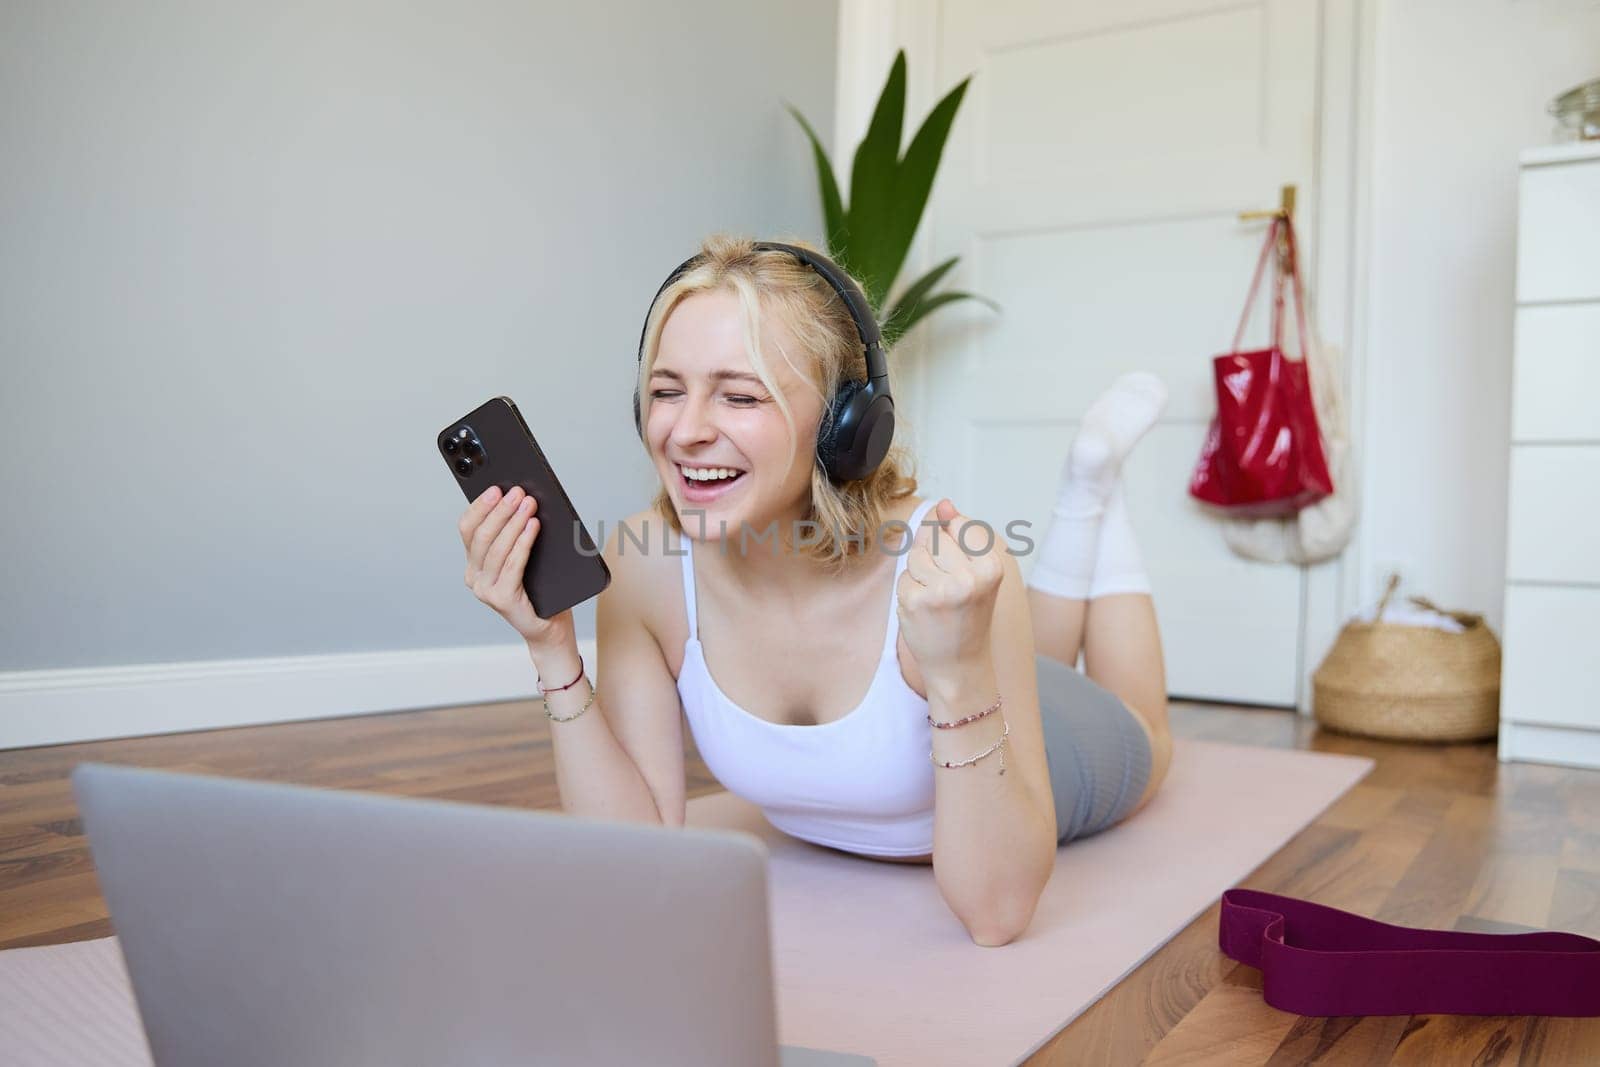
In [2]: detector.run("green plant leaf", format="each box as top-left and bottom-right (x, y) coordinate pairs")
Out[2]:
(786, 49), (995, 346)
(883, 257), (960, 332)
(845, 50), (908, 306)
(874, 76), (970, 302)
(784, 103), (847, 254)
(882, 290), (999, 347)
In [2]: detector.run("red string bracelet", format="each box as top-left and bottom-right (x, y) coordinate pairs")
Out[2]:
(538, 656), (586, 695)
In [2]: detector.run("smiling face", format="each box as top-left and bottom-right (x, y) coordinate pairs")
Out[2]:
(643, 288), (826, 543)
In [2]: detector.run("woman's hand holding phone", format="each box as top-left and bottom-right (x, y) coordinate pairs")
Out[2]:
(460, 484), (576, 653)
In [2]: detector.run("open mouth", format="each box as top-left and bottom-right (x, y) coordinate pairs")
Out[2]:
(676, 464), (747, 499)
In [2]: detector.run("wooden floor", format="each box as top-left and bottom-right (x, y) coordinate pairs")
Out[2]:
(2, 700), (1598, 1064)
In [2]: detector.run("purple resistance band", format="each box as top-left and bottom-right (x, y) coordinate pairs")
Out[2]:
(1219, 888), (1600, 1017)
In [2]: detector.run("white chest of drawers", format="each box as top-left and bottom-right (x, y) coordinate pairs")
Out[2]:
(1499, 141), (1600, 770)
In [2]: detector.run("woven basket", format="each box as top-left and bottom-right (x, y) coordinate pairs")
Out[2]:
(1312, 574), (1501, 742)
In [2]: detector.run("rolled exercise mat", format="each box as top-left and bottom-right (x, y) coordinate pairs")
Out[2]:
(1220, 888), (1600, 1017)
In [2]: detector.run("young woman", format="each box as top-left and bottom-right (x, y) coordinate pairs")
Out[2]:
(458, 236), (1173, 947)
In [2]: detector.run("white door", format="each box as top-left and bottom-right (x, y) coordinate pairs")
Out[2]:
(908, 0), (1321, 705)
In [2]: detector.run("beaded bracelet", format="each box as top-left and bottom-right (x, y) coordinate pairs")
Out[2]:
(545, 679), (596, 723)
(930, 720), (1009, 775)
(927, 694), (1002, 729)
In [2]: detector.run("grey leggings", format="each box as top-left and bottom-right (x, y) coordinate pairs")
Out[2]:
(1035, 653), (1153, 844)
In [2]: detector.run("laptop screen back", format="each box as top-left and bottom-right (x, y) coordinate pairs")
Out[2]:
(72, 763), (782, 1067)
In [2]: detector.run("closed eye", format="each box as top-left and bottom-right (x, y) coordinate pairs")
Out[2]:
(649, 389), (764, 407)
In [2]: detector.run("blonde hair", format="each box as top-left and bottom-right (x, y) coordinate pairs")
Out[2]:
(638, 234), (918, 571)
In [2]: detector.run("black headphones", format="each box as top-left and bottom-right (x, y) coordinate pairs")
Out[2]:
(632, 241), (895, 484)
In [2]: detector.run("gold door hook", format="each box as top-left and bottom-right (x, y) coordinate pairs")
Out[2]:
(1239, 184), (1297, 223)
(1239, 184), (1298, 273)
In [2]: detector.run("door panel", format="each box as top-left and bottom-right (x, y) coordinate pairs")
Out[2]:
(912, 0), (1319, 703)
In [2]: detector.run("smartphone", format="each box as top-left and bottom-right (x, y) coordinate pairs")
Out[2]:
(438, 397), (611, 618)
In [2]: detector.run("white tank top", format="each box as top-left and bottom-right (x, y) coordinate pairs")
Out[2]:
(674, 498), (939, 858)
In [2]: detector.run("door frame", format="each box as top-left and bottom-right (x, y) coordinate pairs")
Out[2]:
(831, 0), (1380, 713)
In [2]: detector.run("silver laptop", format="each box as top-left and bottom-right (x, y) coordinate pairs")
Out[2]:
(72, 763), (875, 1066)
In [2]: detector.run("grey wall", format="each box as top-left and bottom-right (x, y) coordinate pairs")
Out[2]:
(1, 1), (837, 670)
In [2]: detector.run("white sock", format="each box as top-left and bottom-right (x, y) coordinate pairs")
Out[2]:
(1088, 480), (1151, 598)
(1025, 473), (1104, 600)
(1026, 372), (1168, 600)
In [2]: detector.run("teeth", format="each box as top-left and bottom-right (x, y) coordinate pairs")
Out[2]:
(681, 466), (742, 482)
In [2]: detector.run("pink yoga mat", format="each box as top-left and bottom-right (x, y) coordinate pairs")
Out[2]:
(0, 739), (1370, 1066)
(681, 738), (1372, 1065)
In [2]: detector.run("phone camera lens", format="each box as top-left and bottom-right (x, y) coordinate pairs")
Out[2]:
(454, 457), (473, 476)
(463, 439), (483, 457)
(442, 437), (460, 455)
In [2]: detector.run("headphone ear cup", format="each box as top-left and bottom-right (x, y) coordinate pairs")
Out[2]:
(814, 379), (864, 481)
(841, 391), (895, 483)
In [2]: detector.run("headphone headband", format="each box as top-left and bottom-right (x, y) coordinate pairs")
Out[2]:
(637, 242), (885, 379)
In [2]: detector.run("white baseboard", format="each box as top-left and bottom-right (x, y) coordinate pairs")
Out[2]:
(1498, 721), (1600, 771)
(0, 638), (599, 752)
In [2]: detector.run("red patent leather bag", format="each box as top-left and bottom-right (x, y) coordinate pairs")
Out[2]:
(1189, 216), (1334, 516)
